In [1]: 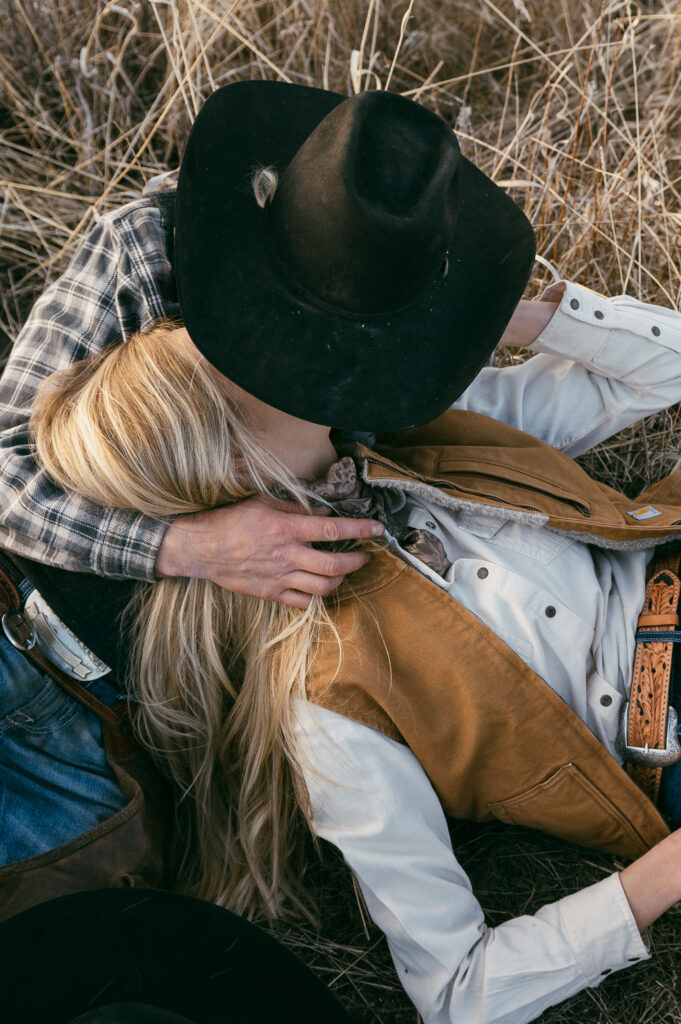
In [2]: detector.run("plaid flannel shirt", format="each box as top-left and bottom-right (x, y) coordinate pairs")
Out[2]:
(0, 194), (180, 580)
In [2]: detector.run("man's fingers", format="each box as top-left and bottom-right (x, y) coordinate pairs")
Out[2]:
(277, 589), (313, 610)
(291, 513), (384, 544)
(283, 571), (346, 596)
(296, 546), (371, 578)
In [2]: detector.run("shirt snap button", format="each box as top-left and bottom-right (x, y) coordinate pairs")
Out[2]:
(652, 325), (661, 337)
(477, 567), (489, 580)
(600, 694), (613, 707)
(594, 310), (605, 320)
(569, 298), (580, 310)
(545, 606), (556, 618)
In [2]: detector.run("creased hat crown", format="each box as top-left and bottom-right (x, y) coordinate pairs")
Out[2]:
(269, 90), (460, 316)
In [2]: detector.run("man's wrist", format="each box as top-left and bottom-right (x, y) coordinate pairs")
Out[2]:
(155, 516), (190, 579)
(499, 297), (560, 348)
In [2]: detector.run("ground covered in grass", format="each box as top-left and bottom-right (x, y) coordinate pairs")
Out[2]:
(2, 1), (681, 1020)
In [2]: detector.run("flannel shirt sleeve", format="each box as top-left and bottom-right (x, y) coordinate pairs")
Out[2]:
(0, 199), (178, 580)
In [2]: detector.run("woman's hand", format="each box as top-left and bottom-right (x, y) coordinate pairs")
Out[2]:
(155, 494), (384, 608)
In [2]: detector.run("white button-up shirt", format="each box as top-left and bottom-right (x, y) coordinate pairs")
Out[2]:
(293, 279), (681, 1024)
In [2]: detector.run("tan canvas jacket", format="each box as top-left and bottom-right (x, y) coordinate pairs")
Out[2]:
(307, 408), (681, 858)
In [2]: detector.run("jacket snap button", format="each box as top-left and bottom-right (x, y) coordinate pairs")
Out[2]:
(600, 694), (613, 707)
(545, 605), (556, 618)
(594, 309), (605, 320)
(569, 298), (580, 310)
(425, 521), (437, 530)
(477, 567), (489, 580)
(652, 325), (661, 337)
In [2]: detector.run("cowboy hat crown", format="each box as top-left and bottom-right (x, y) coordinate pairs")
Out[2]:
(175, 82), (535, 431)
(269, 89), (460, 316)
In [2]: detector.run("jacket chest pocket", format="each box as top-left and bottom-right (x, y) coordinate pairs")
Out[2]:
(435, 452), (593, 520)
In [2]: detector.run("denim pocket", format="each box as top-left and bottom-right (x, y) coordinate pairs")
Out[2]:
(0, 675), (78, 736)
(0, 636), (126, 862)
(0, 633), (74, 728)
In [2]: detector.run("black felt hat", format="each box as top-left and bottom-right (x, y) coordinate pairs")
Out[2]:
(1, 889), (355, 1024)
(175, 81), (535, 431)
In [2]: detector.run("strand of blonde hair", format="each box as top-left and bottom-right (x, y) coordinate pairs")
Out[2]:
(31, 322), (337, 919)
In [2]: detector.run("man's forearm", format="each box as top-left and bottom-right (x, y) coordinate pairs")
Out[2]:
(0, 473), (167, 581)
(0, 198), (177, 580)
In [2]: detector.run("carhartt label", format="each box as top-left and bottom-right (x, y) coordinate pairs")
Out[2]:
(627, 506), (662, 520)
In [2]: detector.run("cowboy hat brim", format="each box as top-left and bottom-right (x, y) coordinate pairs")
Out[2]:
(175, 81), (535, 431)
(0, 889), (355, 1024)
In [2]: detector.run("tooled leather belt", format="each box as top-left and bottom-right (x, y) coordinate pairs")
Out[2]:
(622, 551), (681, 803)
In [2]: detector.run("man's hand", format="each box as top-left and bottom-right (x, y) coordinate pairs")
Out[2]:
(155, 495), (385, 608)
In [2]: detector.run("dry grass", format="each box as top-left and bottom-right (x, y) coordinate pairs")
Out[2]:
(2, 0), (681, 1020)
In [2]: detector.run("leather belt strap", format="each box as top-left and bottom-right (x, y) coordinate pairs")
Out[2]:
(626, 552), (681, 803)
(638, 613), (680, 628)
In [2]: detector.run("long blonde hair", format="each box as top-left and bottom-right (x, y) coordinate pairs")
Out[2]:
(31, 323), (337, 919)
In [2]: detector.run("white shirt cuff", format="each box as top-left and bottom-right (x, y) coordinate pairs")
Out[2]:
(556, 872), (650, 986)
(528, 279), (681, 378)
(528, 281), (618, 364)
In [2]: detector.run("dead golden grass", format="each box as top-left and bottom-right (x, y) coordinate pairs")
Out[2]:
(1, 1), (681, 1020)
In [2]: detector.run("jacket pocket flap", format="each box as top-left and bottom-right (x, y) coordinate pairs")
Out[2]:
(436, 452), (592, 514)
(487, 763), (647, 857)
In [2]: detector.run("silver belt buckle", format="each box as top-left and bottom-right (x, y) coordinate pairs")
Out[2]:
(617, 703), (681, 767)
(1, 610), (37, 652)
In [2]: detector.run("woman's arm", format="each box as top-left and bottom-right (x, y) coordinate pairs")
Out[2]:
(456, 281), (681, 457)
(294, 701), (651, 1024)
(620, 829), (681, 930)
(497, 293), (562, 349)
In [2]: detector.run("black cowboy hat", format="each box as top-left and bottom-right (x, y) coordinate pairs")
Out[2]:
(0, 889), (355, 1024)
(175, 81), (535, 432)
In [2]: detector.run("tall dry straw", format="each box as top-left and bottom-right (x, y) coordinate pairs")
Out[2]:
(1, 2), (681, 1021)
(1, 0), (680, 493)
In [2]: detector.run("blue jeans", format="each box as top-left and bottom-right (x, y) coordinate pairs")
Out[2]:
(0, 634), (126, 864)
